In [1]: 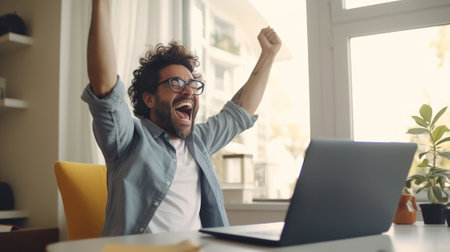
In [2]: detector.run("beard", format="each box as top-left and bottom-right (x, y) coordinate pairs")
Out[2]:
(152, 95), (197, 139)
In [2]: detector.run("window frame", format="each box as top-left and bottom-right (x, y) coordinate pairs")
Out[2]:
(306, 0), (450, 139)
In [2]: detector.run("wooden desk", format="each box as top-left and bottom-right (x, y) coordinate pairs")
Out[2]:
(47, 222), (449, 252)
(1, 227), (59, 252)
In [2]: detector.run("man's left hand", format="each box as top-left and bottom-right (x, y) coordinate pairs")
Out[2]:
(258, 27), (282, 56)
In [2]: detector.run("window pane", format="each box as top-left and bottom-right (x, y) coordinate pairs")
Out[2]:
(190, 0), (310, 199)
(350, 25), (450, 143)
(344, 0), (401, 9)
(214, 64), (226, 91)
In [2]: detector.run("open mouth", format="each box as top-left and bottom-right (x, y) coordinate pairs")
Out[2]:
(174, 100), (193, 122)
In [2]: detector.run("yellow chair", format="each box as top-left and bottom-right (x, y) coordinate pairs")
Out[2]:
(54, 161), (107, 240)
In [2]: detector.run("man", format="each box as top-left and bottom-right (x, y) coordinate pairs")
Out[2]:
(82, 0), (281, 236)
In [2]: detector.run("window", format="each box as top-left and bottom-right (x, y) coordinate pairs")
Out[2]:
(213, 64), (228, 92)
(344, 0), (401, 9)
(307, 0), (450, 199)
(308, 0), (450, 139)
(189, 0), (310, 199)
(351, 25), (450, 143)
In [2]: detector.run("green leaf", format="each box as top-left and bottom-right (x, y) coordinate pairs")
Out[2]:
(405, 179), (412, 188)
(412, 116), (428, 127)
(436, 137), (450, 146)
(432, 186), (446, 203)
(407, 128), (429, 135)
(417, 187), (425, 194)
(427, 189), (435, 203)
(413, 176), (426, 185)
(420, 104), (432, 123)
(438, 176), (446, 189)
(402, 188), (410, 194)
(417, 159), (429, 168)
(430, 167), (449, 174)
(418, 151), (429, 159)
(432, 125), (449, 142)
(444, 172), (450, 179)
(432, 186), (443, 197)
(430, 106), (447, 128)
(438, 151), (450, 160)
(428, 167), (448, 177)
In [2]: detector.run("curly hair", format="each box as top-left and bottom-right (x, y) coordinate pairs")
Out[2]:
(128, 42), (201, 119)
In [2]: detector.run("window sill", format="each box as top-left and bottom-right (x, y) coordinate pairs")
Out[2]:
(225, 201), (289, 211)
(224, 202), (288, 225)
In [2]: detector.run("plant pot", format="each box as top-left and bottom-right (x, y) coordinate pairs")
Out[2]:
(393, 194), (417, 224)
(419, 203), (446, 224)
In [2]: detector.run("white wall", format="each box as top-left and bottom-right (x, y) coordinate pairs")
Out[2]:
(0, 0), (61, 228)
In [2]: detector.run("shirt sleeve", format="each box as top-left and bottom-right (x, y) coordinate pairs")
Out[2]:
(81, 76), (135, 161)
(195, 101), (258, 155)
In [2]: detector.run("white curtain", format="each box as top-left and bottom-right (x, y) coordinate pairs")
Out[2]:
(111, 0), (185, 87)
(112, 0), (148, 94)
(59, 0), (98, 164)
(59, 0), (184, 165)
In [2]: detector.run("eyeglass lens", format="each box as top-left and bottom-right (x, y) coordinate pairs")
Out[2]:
(169, 79), (203, 94)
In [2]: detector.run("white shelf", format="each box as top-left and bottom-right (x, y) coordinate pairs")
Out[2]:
(0, 98), (28, 109)
(0, 210), (29, 220)
(0, 32), (33, 53)
(0, 34), (31, 107)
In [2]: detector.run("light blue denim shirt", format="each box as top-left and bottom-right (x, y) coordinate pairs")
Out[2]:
(81, 77), (257, 236)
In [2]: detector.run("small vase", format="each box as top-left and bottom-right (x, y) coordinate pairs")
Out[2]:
(393, 194), (417, 224)
(420, 203), (446, 224)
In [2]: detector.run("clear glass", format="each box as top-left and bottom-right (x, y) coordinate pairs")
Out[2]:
(214, 64), (226, 91)
(350, 25), (450, 143)
(344, 0), (401, 9)
(191, 0), (310, 199)
(159, 78), (205, 95)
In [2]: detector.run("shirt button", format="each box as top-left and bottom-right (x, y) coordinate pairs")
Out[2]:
(172, 159), (176, 163)
(166, 181), (171, 186)
(154, 201), (159, 207)
(139, 227), (144, 232)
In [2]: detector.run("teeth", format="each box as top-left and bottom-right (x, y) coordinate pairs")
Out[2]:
(174, 101), (193, 109)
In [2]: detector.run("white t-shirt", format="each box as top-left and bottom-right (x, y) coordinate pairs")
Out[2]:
(146, 139), (202, 233)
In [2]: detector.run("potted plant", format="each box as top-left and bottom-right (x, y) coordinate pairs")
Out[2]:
(405, 104), (450, 224)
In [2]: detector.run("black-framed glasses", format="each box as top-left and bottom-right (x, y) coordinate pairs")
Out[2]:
(158, 77), (205, 95)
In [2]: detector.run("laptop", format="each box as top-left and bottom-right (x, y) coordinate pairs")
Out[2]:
(200, 139), (417, 246)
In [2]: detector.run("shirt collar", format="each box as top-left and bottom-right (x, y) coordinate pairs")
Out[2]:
(139, 116), (195, 142)
(140, 117), (167, 138)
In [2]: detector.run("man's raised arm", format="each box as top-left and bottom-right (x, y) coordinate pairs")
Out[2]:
(231, 27), (281, 116)
(87, 0), (117, 97)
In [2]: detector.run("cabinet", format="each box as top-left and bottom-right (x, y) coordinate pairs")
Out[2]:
(0, 210), (29, 227)
(0, 227), (59, 252)
(0, 32), (32, 109)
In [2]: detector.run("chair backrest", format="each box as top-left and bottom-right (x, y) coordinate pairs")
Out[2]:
(54, 161), (107, 240)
